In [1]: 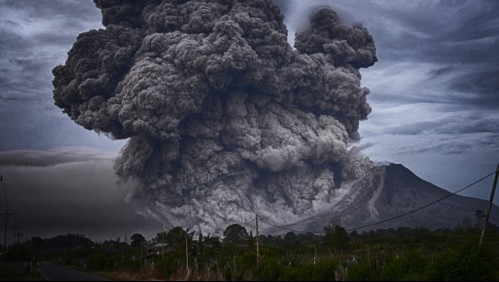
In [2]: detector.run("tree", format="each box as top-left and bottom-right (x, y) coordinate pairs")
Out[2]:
(324, 225), (349, 251)
(154, 227), (194, 247)
(30, 236), (43, 249)
(43, 234), (94, 250)
(284, 232), (297, 242)
(475, 209), (486, 229)
(131, 233), (146, 248)
(223, 224), (249, 244)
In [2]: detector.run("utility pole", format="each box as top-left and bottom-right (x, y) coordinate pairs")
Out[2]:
(14, 233), (23, 244)
(2, 209), (15, 251)
(139, 246), (143, 270)
(256, 214), (260, 267)
(479, 164), (499, 248)
(185, 234), (189, 273)
(122, 235), (127, 262)
(1, 175), (15, 252)
(10, 225), (20, 244)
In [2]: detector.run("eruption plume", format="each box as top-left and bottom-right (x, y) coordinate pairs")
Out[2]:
(53, 0), (377, 233)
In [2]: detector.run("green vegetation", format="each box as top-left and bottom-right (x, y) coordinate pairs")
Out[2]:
(2, 224), (498, 281)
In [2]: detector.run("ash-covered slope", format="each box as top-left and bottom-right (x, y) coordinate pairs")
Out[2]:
(268, 163), (498, 233)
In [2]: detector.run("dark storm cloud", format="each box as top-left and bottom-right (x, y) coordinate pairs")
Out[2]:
(355, 0), (499, 147)
(2, 0), (101, 23)
(0, 0), (102, 102)
(367, 91), (450, 105)
(376, 1), (499, 107)
(413, 142), (473, 156)
(396, 133), (499, 156)
(32, 32), (82, 47)
(0, 0), (123, 150)
(0, 29), (40, 101)
(367, 1), (499, 61)
(0, 27), (32, 51)
(383, 116), (499, 136)
(431, 1), (499, 44)
(427, 66), (455, 78)
(449, 69), (499, 106)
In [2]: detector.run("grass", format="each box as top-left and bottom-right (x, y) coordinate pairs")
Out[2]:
(0, 262), (45, 281)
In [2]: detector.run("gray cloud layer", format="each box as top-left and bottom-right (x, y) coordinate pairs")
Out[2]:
(0, 148), (115, 167)
(333, 0), (498, 110)
(0, 0), (124, 151)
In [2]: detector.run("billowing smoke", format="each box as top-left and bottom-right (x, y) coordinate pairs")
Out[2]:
(53, 0), (377, 233)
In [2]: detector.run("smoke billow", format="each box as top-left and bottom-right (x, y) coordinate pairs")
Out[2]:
(53, 0), (377, 233)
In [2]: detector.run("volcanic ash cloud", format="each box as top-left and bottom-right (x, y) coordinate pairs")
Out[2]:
(52, 0), (377, 233)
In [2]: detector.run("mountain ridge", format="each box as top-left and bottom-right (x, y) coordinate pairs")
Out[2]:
(264, 163), (498, 234)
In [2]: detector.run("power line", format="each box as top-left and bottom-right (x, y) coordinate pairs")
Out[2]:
(248, 207), (338, 234)
(252, 170), (496, 234)
(479, 164), (499, 248)
(258, 217), (323, 235)
(243, 218), (256, 226)
(234, 217), (255, 230)
(345, 170), (497, 231)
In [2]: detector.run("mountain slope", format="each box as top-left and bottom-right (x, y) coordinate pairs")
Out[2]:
(265, 163), (498, 233)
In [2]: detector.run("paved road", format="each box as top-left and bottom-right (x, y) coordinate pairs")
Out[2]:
(40, 262), (111, 281)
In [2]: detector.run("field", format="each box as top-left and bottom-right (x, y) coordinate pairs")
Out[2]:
(2, 224), (498, 281)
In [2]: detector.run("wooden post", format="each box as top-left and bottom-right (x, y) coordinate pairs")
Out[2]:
(479, 164), (499, 248)
(256, 214), (260, 267)
(14, 233), (23, 244)
(140, 246), (143, 270)
(2, 210), (15, 251)
(185, 234), (189, 273)
(10, 225), (20, 244)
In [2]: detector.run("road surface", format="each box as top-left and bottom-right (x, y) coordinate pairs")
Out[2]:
(40, 262), (111, 281)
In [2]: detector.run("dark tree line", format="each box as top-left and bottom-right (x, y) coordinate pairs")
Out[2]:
(3, 222), (499, 281)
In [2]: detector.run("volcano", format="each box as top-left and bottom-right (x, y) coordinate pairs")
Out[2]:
(265, 163), (498, 233)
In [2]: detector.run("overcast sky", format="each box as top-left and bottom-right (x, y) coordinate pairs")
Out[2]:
(0, 0), (498, 241)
